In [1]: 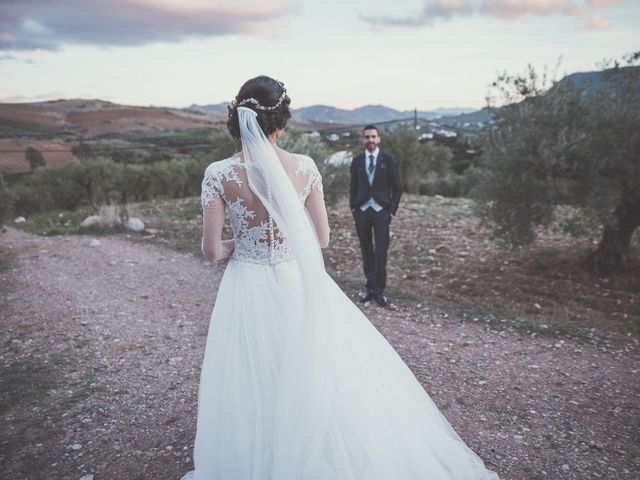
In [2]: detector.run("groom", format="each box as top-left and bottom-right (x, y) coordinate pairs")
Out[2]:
(350, 125), (401, 307)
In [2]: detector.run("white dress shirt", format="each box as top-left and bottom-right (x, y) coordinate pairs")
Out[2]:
(360, 148), (384, 212)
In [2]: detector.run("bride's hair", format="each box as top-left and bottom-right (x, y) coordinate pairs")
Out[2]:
(227, 76), (291, 140)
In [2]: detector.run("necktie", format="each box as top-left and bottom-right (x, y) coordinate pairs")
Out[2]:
(368, 154), (375, 174)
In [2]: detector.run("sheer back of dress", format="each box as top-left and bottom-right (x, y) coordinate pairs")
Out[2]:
(201, 153), (323, 265)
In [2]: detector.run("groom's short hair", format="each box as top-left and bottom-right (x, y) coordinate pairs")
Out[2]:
(362, 125), (379, 135)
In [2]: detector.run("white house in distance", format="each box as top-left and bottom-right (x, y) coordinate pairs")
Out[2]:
(326, 150), (352, 166)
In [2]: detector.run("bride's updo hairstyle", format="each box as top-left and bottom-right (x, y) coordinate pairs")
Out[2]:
(227, 75), (291, 140)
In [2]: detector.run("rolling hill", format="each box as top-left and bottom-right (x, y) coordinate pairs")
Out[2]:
(0, 99), (224, 138)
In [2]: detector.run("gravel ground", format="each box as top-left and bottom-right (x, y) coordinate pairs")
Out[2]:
(1, 227), (638, 480)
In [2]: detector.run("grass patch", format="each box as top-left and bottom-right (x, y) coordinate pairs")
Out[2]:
(15, 206), (97, 236)
(135, 197), (202, 221)
(0, 358), (57, 417)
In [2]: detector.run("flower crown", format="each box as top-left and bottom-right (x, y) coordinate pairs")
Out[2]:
(234, 80), (287, 112)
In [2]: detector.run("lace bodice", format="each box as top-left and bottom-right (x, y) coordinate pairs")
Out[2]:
(201, 153), (323, 265)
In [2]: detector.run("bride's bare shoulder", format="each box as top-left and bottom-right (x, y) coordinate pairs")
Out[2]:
(292, 153), (319, 173)
(282, 151), (314, 167)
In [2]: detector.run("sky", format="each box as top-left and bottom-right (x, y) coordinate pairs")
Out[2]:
(0, 0), (638, 111)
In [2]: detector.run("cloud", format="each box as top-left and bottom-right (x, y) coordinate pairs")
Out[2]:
(482, 0), (572, 18)
(361, 0), (624, 29)
(587, 0), (626, 6)
(0, 52), (36, 64)
(0, 0), (295, 51)
(584, 12), (610, 28)
(362, 0), (475, 26)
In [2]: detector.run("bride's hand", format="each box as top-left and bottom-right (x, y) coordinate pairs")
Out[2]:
(221, 239), (236, 259)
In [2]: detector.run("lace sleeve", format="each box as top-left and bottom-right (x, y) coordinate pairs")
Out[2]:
(307, 158), (323, 195)
(296, 155), (323, 198)
(299, 156), (329, 247)
(201, 164), (224, 208)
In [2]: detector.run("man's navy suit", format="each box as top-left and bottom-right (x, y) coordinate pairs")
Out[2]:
(349, 151), (402, 296)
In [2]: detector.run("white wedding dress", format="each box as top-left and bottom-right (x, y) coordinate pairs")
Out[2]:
(181, 109), (499, 480)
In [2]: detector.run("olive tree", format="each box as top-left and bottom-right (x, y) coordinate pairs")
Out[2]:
(475, 53), (640, 274)
(25, 146), (45, 171)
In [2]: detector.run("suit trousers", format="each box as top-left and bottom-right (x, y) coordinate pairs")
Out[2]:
(353, 207), (391, 295)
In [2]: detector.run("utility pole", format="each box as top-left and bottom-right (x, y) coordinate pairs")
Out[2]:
(414, 108), (418, 130)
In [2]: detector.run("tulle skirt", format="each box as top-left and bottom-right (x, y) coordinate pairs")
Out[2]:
(182, 258), (499, 480)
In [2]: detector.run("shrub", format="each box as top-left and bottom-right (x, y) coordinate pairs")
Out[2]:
(25, 146), (46, 171)
(0, 174), (16, 225)
(11, 180), (54, 215)
(317, 163), (350, 207)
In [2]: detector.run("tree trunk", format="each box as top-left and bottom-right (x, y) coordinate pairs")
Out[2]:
(83, 181), (98, 214)
(589, 195), (640, 274)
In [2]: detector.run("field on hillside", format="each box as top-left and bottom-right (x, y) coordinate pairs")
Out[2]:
(0, 100), (228, 174)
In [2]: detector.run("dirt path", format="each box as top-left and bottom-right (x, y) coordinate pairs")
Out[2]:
(1, 227), (638, 480)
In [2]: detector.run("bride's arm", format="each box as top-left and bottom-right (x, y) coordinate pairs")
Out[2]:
(202, 197), (235, 262)
(305, 187), (330, 248)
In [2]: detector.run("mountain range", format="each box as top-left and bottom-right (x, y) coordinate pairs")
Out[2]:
(190, 103), (477, 126)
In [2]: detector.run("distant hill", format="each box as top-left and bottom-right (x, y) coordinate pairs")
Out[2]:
(290, 104), (477, 125)
(438, 108), (492, 129)
(556, 65), (639, 92)
(438, 65), (640, 130)
(188, 102), (478, 127)
(0, 99), (225, 138)
(189, 102), (228, 115)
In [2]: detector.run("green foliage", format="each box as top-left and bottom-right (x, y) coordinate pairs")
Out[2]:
(378, 129), (419, 193)
(71, 142), (95, 160)
(433, 133), (482, 175)
(13, 207), (99, 236)
(0, 174), (17, 226)
(8, 154), (210, 216)
(474, 54), (640, 272)
(11, 176), (55, 213)
(69, 130), (237, 166)
(318, 163), (350, 207)
(147, 159), (189, 198)
(25, 147), (45, 171)
(54, 156), (123, 210)
(381, 128), (465, 195)
(279, 129), (332, 161)
(181, 154), (214, 197)
(209, 130), (238, 160)
(419, 169), (480, 198)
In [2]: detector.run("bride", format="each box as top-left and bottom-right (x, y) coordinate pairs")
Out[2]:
(181, 76), (499, 480)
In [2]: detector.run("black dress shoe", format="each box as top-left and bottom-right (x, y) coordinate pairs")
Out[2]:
(375, 294), (389, 307)
(359, 291), (374, 303)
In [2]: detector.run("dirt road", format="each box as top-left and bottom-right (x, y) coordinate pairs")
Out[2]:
(1, 227), (638, 479)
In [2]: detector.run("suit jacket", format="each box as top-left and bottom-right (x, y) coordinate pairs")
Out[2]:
(349, 151), (402, 215)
